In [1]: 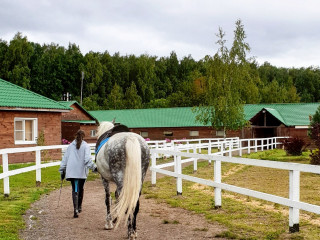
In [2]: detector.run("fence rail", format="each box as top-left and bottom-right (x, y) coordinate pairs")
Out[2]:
(149, 137), (320, 233)
(1, 136), (312, 233)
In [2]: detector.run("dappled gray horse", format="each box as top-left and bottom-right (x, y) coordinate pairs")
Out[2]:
(95, 121), (150, 239)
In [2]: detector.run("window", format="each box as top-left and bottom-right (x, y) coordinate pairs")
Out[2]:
(216, 130), (225, 137)
(189, 131), (199, 137)
(163, 131), (173, 137)
(140, 131), (148, 138)
(90, 130), (97, 137)
(14, 118), (37, 144)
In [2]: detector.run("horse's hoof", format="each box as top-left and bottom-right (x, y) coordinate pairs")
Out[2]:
(104, 222), (114, 230)
(128, 231), (137, 239)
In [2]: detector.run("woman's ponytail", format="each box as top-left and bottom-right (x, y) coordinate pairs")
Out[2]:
(75, 130), (85, 149)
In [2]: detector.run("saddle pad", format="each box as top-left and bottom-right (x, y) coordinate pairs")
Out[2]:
(95, 137), (110, 155)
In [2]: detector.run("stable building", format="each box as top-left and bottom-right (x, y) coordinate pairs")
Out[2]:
(90, 103), (320, 143)
(0, 78), (71, 163)
(59, 101), (98, 143)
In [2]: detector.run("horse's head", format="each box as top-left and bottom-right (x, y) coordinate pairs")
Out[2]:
(97, 121), (114, 138)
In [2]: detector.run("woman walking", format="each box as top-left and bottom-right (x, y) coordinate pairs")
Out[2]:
(59, 130), (97, 218)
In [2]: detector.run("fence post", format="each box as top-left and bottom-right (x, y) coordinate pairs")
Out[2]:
(36, 150), (41, 186)
(208, 140), (212, 164)
(155, 142), (159, 157)
(3, 153), (10, 197)
(214, 159), (222, 208)
(255, 139), (258, 152)
(229, 141), (232, 157)
(289, 170), (300, 233)
(151, 152), (157, 186)
(176, 154), (182, 195)
(247, 140), (251, 154)
(220, 142), (224, 156)
(193, 145), (197, 172)
(239, 140), (242, 157)
(261, 139), (264, 151)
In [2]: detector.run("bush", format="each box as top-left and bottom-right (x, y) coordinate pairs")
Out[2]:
(310, 149), (320, 165)
(281, 137), (306, 156)
(309, 123), (320, 165)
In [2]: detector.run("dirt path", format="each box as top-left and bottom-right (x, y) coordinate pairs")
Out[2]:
(20, 172), (227, 240)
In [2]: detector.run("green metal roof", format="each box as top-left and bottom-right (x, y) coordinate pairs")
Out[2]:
(0, 78), (71, 110)
(90, 107), (208, 128)
(62, 120), (96, 124)
(244, 103), (320, 126)
(58, 101), (78, 108)
(59, 101), (98, 122)
(90, 103), (320, 128)
(264, 108), (286, 124)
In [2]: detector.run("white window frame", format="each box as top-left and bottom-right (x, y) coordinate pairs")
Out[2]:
(14, 118), (38, 145)
(140, 131), (148, 138)
(216, 130), (225, 137)
(189, 130), (199, 137)
(163, 131), (173, 137)
(90, 130), (97, 137)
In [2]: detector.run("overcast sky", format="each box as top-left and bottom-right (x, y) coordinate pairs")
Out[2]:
(1, 0), (319, 68)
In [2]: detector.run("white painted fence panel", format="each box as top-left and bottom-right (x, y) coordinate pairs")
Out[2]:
(149, 137), (320, 233)
(1, 136), (312, 233)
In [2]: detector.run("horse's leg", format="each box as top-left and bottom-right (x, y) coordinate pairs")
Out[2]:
(128, 193), (141, 240)
(102, 178), (113, 230)
(112, 185), (122, 224)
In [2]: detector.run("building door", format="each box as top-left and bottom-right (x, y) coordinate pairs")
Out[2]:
(253, 127), (276, 138)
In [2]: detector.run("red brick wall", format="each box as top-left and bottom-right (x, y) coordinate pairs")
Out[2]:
(61, 103), (92, 121)
(62, 122), (80, 142)
(130, 127), (241, 140)
(62, 122), (97, 143)
(287, 127), (311, 146)
(0, 111), (62, 163)
(80, 124), (98, 143)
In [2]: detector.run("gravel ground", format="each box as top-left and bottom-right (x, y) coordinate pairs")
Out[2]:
(20, 171), (227, 240)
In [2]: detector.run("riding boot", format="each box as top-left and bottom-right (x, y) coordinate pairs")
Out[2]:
(72, 191), (79, 218)
(78, 190), (84, 213)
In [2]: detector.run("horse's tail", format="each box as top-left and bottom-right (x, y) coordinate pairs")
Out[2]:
(112, 136), (141, 228)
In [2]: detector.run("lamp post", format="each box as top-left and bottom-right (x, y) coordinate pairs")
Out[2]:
(80, 71), (84, 105)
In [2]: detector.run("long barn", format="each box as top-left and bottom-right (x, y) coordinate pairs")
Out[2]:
(90, 103), (320, 143)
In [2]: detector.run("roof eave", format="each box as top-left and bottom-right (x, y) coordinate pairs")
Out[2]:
(0, 107), (71, 112)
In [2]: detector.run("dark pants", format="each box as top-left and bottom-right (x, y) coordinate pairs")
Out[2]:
(70, 178), (86, 193)
(70, 179), (86, 216)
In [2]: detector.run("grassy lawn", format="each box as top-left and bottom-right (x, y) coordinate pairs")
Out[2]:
(143, 148), (320, 239)
(0, 163), (99, 240)
(2, 148), (320, 239)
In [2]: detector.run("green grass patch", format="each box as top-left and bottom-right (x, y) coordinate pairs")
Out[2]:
(143, 149), (320, 239)
(0, 162), (99, 240)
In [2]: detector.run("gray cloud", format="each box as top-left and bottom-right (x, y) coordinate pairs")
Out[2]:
(1, 0), (320, 67)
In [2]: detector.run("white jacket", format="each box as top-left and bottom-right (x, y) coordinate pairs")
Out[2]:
(59, 140), (96, 180)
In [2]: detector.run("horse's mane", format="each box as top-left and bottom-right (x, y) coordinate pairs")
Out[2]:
(97, 121), (114, 138)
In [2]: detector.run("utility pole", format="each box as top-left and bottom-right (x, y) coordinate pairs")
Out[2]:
(81, 71), (84, 105)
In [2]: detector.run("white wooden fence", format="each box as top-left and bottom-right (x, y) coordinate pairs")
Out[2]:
(1, 136), (315, 233)
(0, 143), (96, 197)
(150, 137), (319, 233)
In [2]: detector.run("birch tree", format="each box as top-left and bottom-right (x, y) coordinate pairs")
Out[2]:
(194, 19), (256, 137)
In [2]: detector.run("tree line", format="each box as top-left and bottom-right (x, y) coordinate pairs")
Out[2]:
(0, 31), (319, 111)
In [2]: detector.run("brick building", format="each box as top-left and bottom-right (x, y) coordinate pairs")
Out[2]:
(0, 78), (71, 163)
(59, 101), (98, 143)
(90, 103), (320, 143)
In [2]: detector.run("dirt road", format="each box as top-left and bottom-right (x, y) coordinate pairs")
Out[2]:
(20, 176), (226, 240)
